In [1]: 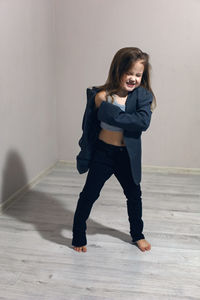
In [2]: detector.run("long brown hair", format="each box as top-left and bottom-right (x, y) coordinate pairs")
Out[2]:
(94, 47), (156, 112)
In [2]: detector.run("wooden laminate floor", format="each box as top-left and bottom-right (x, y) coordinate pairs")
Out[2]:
(0, 162), (200, 300)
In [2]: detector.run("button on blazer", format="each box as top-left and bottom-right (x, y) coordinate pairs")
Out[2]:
(76, 86), (153, 185)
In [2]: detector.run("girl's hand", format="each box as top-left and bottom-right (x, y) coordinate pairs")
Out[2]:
(95, 91), (107, 108)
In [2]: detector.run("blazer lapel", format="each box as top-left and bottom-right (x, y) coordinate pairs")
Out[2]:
(125, 88), (138, 113)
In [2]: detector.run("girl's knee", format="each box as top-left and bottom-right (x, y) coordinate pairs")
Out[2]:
(79, 189), (100, 203)
(123, 186), (142, 200)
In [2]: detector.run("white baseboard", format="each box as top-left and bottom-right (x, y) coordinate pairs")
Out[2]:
(142, 164), (200, 175)
(58, 160), (200, 175)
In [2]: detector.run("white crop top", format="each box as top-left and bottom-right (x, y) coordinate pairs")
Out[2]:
(100, 94), (125, 132)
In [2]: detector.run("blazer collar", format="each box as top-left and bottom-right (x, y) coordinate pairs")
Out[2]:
(125, 87), (139, 113)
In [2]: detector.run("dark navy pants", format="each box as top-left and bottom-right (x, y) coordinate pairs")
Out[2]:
(72, 138), (145, 247)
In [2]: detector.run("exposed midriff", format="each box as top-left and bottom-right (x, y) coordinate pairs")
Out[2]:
(97, 93), (127, 146)
(98, 129), (126, 146)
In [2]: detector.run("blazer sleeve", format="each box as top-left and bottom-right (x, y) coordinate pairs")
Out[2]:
(97, 87), (153, 132)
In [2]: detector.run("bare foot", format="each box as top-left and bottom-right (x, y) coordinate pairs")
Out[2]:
(135, 239), (151, 252)
(73, 246), (87, 253)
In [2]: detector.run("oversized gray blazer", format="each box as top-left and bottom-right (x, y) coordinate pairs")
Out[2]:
(76, 86), (153, 185)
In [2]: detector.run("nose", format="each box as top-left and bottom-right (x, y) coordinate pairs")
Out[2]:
(131, 77), (136, 83)
(129, 76), (136, 83)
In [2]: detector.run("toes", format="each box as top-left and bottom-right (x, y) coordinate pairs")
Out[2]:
(73, 246), (87, 252)
(73, 247), (81, 252)
(135, 239), (151, 252)
(145, 244), (151, 251)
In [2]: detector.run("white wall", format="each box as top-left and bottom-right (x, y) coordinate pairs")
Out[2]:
(55, 0), (200, 168)
(0, 0), (58, 204)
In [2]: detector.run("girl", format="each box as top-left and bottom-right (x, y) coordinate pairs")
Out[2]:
(72, 47), (156, 253)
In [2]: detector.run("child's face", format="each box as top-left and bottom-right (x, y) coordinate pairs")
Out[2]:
(120, 60), (144, 92)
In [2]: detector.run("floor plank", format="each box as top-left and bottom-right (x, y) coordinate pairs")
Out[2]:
(0, 162), (200, 299)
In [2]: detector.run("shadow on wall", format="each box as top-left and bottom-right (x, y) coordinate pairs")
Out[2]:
(2, 152), (132, 249)
(1, 150), (28, 206)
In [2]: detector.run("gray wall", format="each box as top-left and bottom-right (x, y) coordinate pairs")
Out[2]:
(56, 0), (200, 168)
(0, 0), (58, 205)
(1, 0), (200, 205)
